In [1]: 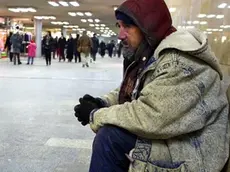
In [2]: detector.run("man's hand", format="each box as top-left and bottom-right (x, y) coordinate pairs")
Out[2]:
(74, 94), (107, 126)
(74, 98), (98, 126)
(82, 94), (107, 108)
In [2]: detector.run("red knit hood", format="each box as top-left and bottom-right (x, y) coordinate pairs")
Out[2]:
(115, 0), (176, 48)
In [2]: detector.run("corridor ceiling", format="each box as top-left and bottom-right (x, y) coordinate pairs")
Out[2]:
(0, 0), (229, 36)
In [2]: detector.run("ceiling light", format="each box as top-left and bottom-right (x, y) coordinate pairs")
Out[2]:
(100, 24), (106, 27)
(198, 14), (206, 18)
(216, 15), (224, 19)
(218, 3), (227, 8)
(186, 26), (195, 29)
(89, 24), (94, 27)
(193, 21), (199, 24)
(207, 14), (216, 18)
(73, 28), (77, 31)
(100, 30), (104, 32)
(63, 25), (69, 28)
(81, 19), (87, 23)
(95, 19), (100, 23)
(34, 16), (56, 20)
(228, 6), (230, 8)
(187, 21), (192, 25)
(102, 34), (111, 38)
(178, 26), (182, 29)
(88, 19), (93, 23)
(219, 29), (223, 32)
(8, 7), (36, 13)
(95, 24), (100, 26)
(51, 21), (57, 25)
(105, 27), (109, 30)
(207, 28), (212, 31)
(212, 29), (218, 31)
(48, 1), (59, 6)
(95, 27), (100, 30)
(100, 27), (105, 29)
(68, 12), (76, 16)
(81, 28), (86, 31)
(169, 8), (176, 13)
(85, 12), (92, 16)
(220, 25), (225, 28)
(69, 1), (79, 7)
(207, 32), (212, 34)
(59, 1), (69, 7)
(77, 12), (84, 16)
(200, 21), (207, 25)
(63, 21), (69, 25)
(28, 8), (36, 12)
(114, 7), (118, 11)
(225, 25), (230, 28)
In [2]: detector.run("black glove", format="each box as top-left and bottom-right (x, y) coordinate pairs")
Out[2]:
(74, 98), (98, 126)
(82, 94), (107, 108)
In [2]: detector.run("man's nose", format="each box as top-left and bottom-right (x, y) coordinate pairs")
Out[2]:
(118, 27), (127, 40)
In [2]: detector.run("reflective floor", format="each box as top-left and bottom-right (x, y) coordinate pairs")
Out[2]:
(0, 56), (123, 172)
(0, 56), (230, 172)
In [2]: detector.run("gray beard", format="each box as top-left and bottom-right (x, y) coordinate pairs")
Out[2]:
(122, 46), (135, 60)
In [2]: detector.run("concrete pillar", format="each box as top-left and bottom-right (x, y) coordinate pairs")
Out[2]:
(61, 27), (67, 37)
(34, 19), (42, 58)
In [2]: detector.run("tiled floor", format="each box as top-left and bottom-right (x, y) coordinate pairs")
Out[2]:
(0, 56), (123, 172)
(0, 56), (230, 172)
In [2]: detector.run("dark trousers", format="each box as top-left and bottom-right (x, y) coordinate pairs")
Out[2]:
(13, 53), (21, 65)
(89, 125), (136, 172)
(108, 50), (113, 58)
(52, 49), (56, 59)
(118, 50), (122, 58)
(74, 51), (81, 63)
(9, 52), (13, 62)
(92, 51), (97, 61)
(45, 49), (51, 65)
(100, 50), (105, 58)
(59, 48), (65, 61)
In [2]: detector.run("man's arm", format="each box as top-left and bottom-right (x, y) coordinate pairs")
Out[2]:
(90, 53), (227, 139)
(100, 88), (120, 106)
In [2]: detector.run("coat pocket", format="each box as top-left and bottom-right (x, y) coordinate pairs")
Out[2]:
(146, 161), (187, 172)
(129, 160), (187, 172)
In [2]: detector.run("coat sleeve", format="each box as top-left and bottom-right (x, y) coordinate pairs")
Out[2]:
(90, 56), (220, 139)
(100, 88), (120, 106)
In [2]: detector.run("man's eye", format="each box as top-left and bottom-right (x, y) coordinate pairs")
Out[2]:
(123, 24), (131, 28)
(116, 23), (120, 28)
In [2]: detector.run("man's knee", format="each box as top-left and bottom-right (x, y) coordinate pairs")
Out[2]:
(93, 125), (120, 149)
(92, 125), (136, 152)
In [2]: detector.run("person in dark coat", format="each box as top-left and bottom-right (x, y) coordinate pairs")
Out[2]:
(107, 40), (115, 58)
(4, 32), (13, 62)
(117, 42), (123, 58)
(74, 34), (81, 63)
(99, 41), (106, 58)
(42, 31), (53, 66)
(58, 33), (66, 62)
(91, 34), (99, 61)
(10, 31), (22, 65)
(66, 34), (74, 62)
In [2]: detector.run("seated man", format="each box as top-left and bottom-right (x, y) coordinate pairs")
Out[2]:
(74, 0), (229, 171)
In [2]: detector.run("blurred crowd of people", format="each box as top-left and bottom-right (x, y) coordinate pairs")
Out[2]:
(4, 30), (123, 67)
(42, 31), (123, 67)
